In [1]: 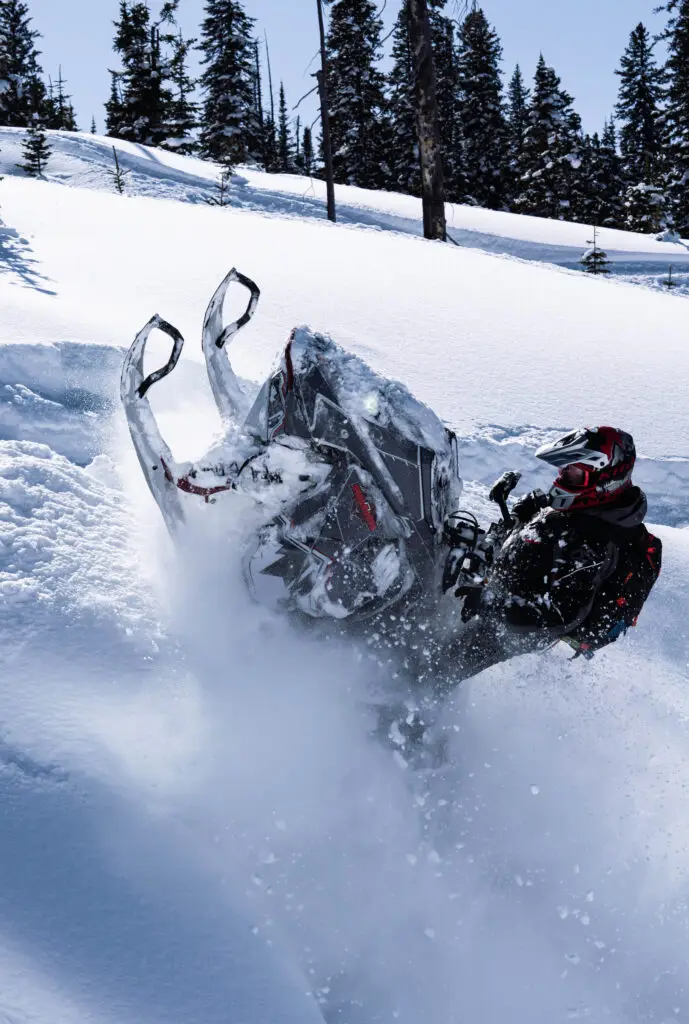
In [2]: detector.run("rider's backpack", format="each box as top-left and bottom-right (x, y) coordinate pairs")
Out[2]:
(567, 524), (662, 653)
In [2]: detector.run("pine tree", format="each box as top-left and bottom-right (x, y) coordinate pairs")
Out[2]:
(90, 115), (97, 134)
(19, 115), (51, 176)
(45, 67), (77, 130)
(105, 1), (194, 152)
(251, 39), (268, 169)
(198, 0), (259, 167)
(456, 7), (507, 209)
(205, 166), (233, 206)
(623, 181), (669, 233)
(106, 2), (172, 145)
(109, 145), (130, 193)
(302, 125), (314, 176)
(387, 1), (420, 195)
(660, 0), (689, 233)
(515, 56), (583, 221)
(0, 0), (46, 127)
(277, 82), (293, 172)
(575, 121), (625, 227)
(325, 0), (389, 189)
(165, 29), (197, 152)
(105, 70), (125, 136)
(581, 225), (611, 274)
(615, 23), (664, 188)
(505, 64), (529, 203)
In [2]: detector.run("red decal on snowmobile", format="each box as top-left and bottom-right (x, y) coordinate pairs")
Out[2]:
(161, 458), (234, 502)
(352, 483), (376, 532)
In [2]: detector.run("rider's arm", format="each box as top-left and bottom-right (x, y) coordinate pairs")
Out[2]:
(496, 514), (616, 636)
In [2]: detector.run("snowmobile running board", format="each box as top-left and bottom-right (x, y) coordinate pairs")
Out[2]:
(120, 268), (260, 533)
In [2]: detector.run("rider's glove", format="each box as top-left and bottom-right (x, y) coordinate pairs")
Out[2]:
(511, 489), (549, 524)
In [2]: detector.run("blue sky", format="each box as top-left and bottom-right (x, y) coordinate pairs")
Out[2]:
(30, 0), (666, 136)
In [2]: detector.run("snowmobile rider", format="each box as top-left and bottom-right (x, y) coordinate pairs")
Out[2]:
(440, 426), (662, 687)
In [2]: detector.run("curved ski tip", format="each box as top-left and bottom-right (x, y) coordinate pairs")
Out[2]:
(121, 314), (185, 400)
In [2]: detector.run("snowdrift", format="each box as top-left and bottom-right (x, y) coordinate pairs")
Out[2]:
(0, 131), (688, 1023)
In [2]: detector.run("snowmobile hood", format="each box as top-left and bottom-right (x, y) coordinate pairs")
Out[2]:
(578, 485), (648, 529)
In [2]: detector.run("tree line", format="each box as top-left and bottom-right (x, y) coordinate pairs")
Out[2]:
(1, 0), (689, 235)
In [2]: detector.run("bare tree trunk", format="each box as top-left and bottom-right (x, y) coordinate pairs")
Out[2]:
(409, 0), (446, 241)
(316, 0), (336, 223)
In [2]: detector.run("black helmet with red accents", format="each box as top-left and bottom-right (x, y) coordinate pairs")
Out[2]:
(535, 427), (636, 511)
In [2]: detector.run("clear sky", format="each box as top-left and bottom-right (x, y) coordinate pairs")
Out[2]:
(30, 0), (667, 136)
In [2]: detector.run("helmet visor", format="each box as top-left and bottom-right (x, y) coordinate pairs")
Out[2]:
(557, 463), (591, 490)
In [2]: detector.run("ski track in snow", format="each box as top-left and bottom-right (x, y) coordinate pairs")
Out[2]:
(1, 131), (689, 1023)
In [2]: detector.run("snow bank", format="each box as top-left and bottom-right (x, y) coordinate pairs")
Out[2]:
(1, 125), (689, 1024)
(1, 173), (688, 461)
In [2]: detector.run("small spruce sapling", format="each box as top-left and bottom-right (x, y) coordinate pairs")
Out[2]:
(663, 265), (678, 289)
(581, 225), (612, 275)
(205, 166), (233, 207)
(109, 146), (130, 194)
(19, 118), (52, 177)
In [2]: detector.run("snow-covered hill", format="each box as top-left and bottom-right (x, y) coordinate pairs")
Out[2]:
(1, 130), (689, 1023)
(3, 126), (689, 277)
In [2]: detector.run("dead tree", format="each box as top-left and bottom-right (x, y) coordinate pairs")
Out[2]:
(409, 0), (446, 241)
(316, 0), (336, 223)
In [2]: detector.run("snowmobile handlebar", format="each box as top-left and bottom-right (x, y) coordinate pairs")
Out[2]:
(135, 316), (185, 399)
(489, 470), (522, 527)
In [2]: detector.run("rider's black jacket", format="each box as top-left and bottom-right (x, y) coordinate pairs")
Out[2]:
(482, 486), (662, 652)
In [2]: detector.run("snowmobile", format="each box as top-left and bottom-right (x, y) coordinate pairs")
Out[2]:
(121, 269), (474, 625)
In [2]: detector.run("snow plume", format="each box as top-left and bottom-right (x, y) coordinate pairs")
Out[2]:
(146, 501), (683, 1023)
(145, 505), (689, 1024)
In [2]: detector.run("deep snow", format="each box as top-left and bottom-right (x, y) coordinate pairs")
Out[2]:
(0, 130), (688, 1024)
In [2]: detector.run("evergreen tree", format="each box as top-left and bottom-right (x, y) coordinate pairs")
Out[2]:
(615, 23), (664, 187)
(660, 0), (689, 233)
(261, 35), (279, 171)
(251, 38), (269, 169)
(105, 70), (125, 136)
(198, 0), (259, 166)
(0, 0), (46, 127)
(205, 166), (233, 206)
(106, 1), (194, 151)
(294, 113), (302, 170)
(90, 115), (97, 134)
(581, 226), (611, 274)
(106, 2), (171, 145)
(325, 0), (389, 189)
(387, 0), (420, 195)
(505, 64), (529, 202)
(277, 82), (293, 172)
(623, 181), (669, 233)
(302, 124), (314, 176)
(515, 56), (583, 221)
(109, 145), (130, 193)
(165, 29), (197, 152)
(456, 7), (507, 209)
(575, 121), (625, 227)
(19, 115), (50, 176)
(45, 67), (77, 130)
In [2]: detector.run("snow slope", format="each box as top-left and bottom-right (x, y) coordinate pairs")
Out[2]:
(1, 133), (689, 1023)
(3, 126), (689, 275)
